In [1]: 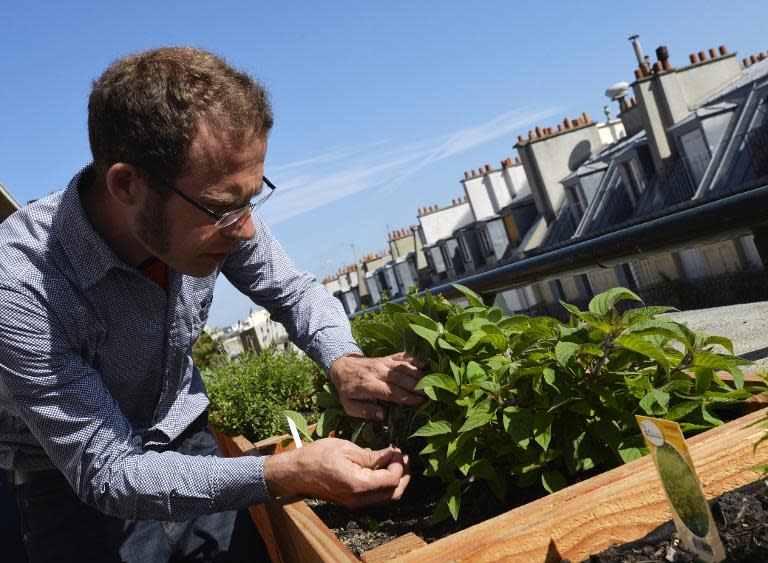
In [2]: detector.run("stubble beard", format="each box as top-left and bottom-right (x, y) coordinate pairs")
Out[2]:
(136, 191), (171, 259)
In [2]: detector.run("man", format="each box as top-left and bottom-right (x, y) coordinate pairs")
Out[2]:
(0, 47), (425, 562)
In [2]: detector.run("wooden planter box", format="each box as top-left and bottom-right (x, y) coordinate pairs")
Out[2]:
(212, 400), (768, 562)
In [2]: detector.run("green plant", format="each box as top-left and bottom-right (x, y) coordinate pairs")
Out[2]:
(192, 330), (223, 371)
(319, 285), (763, 523)
(204, 348), (324, 442)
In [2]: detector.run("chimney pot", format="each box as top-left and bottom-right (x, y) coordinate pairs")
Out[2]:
(471, 169), (476, 177)
(517, 134), (525, 143)
(529, 129), (535, 140)
(689, 53), (698, 64)
(751, 55), (759, 64)
(501, 160), (507, 168)
(743, 57), (751, 67)
(663, 60), (672, 71)
(761, 52), (768, 60)
(652, 61), (662, 73)
(634, 68), (643, 80)
(464, 171), (469, 179)
(563, 117), (572, 128)
(698, 51), (707, 62)
(535, 126), (544, 137)
(485, 163), (491, 172)
(709, 48), (717, 59)
(582, 111), (591, 124)
(719, 45), (728, 56)
(546, 127), (553, 135)
(557, 123), (564, 132)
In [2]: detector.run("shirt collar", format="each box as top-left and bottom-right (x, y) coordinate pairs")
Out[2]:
(54, 164), (136, 289)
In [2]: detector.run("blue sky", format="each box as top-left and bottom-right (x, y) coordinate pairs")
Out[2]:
(2, 1), (766, 327)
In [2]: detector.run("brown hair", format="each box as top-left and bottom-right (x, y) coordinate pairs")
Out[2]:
(88, 47), (273, 184)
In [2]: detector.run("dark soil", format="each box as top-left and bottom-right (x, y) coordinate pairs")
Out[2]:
(584, 479), (768, 562)
(306, 475), (545, 557)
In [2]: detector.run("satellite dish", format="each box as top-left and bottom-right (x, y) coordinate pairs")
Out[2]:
(605, 81), (630, 100)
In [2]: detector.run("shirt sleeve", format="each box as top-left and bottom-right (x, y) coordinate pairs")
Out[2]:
(222, 215), (362, 371)
(0, 285), (272, 521)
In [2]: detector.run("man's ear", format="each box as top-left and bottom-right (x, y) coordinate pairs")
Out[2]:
(105, 163), (147, 207)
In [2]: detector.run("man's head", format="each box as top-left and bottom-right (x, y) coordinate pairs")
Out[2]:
(87, 47), (274, 276)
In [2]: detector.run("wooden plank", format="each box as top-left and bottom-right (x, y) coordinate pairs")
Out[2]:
(361, 533), (426, 563)
(265, 498), (358, 563)
(396, 407), (768, 563)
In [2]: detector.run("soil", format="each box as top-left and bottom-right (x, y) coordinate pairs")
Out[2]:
(584, 479), (768, 563)
(306, 474), (545, 557)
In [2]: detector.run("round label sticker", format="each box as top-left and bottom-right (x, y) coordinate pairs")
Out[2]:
(641, 420), (665, 447)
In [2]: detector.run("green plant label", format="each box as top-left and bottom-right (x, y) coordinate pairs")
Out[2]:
(636, 415), (725, 562)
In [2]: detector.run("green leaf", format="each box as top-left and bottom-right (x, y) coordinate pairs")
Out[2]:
(622, 305), (679, 324)
(445, 480), (462, 521)
(437, 337), (459, 352)
(411, 420), (452, 437)
(465, 361), (485, 383)
(692, 352), (731, 372)
(479, 380), (501, 395)
(316, 390), (340, 410)
(410, 324), (439, 349)
(541, 470), (567, 493)
(555, 341), (579, 366)
(700, 405), (724, 426)
(503, 408), (534, 448)
(700, 335), (734, 355)
(618, 446), (645, 463)
(614, 334), (669, 368)
(283, 410), (309, 439)
(415, 373), (459, 395)
(458, 410), (495, 433)
(588, 287), (643, 316)
(694, 368), (714, 395)
(469, 459), (507, 501)
(543, 367), (557, 387)
(453, 283), (484, 308)
(533, 412), (554, 451)
(665, 400), (701, 421)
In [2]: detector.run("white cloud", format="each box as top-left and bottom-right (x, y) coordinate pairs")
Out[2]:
(260, 107), (560, 225)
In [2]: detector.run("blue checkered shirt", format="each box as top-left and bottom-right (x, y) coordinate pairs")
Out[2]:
(0, 165), (361, 520)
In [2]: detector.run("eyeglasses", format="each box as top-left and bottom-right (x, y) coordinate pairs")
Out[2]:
(139, 166), (277, 229)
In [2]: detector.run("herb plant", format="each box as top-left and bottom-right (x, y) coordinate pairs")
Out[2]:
(205, 348), (323, 442)
(318, 285), (762, 522)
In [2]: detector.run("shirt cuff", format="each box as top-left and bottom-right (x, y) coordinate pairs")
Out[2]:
(312, 341), (363, 373)
(212, 454), (272, 511)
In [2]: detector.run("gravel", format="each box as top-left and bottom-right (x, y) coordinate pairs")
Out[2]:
(663, 301), (768, 373)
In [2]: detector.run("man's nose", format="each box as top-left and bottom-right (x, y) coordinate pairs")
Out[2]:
(222, 213), (255, 241)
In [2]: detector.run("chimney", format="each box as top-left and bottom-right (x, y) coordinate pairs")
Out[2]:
(690, 53), (699, 64)
(517, 134), (525, 143)
(557, 123), (564, 132)
(582, 111), (591, 124)
(471, 169), (476, 177)
(634, 69), (643, 80)
(709, 47), (717, 59)
(719, 45), (728, 56)
(535, 126), (544, 137)
(698, 50), (707, 62)
(751, 55), (759, 64)
(529, 130), (535, 140)
(485, 163), (491, 173)
(652, 61), (663, 74)
(563, 117), (572, 129)
(629, 34), (651, 76)
(744, 57), (751, 67)
(464, 171), (469, 179)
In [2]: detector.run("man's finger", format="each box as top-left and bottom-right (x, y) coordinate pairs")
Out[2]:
(363, 378), (426, 406)
(389, 352), (428, 369)
(384, 358), (425, 379)
(384, 369), (425, 394)
(341, 397), (386, 421)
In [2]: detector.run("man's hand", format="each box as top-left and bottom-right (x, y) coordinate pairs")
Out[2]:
(263, 438), (410, 509)
(328, 352), (427, 421)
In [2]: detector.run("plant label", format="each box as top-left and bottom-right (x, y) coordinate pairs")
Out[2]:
(636, 415), (725, 562)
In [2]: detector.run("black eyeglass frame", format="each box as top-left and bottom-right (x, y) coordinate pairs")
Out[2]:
(133, 164), (277, 229)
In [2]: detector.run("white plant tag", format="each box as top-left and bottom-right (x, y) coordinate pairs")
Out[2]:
(287, 416), (303, 449)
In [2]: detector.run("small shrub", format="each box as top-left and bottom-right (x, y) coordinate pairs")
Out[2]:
(319, 285), (765, 523)
(204, 348), (324, 442)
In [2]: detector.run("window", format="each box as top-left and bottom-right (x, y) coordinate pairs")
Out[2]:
(478, 228), (493, 255)
(440, 244), (453, 270)
(566, 185), (585, 222)
(620, 160), (643, 201)
(458, 235), (472, 263)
